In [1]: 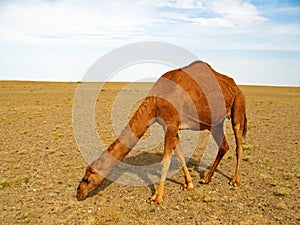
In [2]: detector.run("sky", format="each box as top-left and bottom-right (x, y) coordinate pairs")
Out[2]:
(0, 0), (299, 86)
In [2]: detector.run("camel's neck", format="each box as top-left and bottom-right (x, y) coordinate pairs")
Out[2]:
(90, 96), (156, 177)
(90, 138), (131, 178)
(89, 122), (146, 177)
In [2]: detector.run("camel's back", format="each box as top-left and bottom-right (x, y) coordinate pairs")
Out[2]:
(150, 61), (239, 127)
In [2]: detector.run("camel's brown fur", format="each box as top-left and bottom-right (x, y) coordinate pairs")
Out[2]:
(77, 61), (247, 204)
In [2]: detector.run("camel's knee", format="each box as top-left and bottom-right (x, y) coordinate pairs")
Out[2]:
(233, 124), (241, 132)
(233, 124), (244, 138)
(236, 146), (243, 158)
(233, 123), (244, 144)
(161, 157), (171, 169)
(220, 138), (229, 154)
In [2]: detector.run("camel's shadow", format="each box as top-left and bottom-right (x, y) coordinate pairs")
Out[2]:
(187, 157), (232, 181)
(86, 151), (231, 199)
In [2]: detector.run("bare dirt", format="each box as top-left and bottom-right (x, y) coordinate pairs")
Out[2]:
(0, 81), (299, 225)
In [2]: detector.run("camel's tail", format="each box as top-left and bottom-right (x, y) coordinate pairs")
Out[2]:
(242, 114), (247, 140)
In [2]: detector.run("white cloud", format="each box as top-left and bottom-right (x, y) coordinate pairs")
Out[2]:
(270, 5), (300, 16)
(156, 0), (206, 9)
(152, 0), (268, 27)
(0, 0), (156, 46)
(0, 0), (299, 51)
(209, 0), (268, 27)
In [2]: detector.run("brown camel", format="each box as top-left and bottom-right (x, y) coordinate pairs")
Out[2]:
(77, 61), (247, 204)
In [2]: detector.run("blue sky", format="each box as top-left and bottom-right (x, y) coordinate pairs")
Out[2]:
(0, 0), (299, 86)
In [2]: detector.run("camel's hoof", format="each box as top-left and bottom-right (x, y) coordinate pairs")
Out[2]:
(200, 178), (210, 184)
(183, 182), (194, 190)
(148, 194), (163, 205)
(229, 177), (240, 187)
(229, 180), (240, 187)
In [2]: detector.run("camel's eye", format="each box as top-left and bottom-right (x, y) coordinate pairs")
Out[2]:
(82, 178), (89, 184)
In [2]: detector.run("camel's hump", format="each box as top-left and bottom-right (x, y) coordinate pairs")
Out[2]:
(149, 61), (239, 126)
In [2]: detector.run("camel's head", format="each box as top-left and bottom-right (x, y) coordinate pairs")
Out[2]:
(76, 166), (104, 201)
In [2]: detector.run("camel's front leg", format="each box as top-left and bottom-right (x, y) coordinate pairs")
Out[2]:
(149, 157), (171, 204)
(149, 127), (177, 204)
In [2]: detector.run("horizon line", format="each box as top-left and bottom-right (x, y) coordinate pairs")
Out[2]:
(0, 79), (299, 88)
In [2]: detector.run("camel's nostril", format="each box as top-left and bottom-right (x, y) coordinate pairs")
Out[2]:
(77, 193), (86, 201)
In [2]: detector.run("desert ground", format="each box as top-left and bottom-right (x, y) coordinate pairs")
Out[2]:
(0, 81), (299, 225)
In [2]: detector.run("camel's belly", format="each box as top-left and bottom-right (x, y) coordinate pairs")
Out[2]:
(179, 114), (212, 131)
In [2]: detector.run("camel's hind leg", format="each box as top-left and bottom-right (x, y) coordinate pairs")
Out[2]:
(230, 123), (243, 186)
(230, 91), (246, 186)
(201, 123), (229, 184)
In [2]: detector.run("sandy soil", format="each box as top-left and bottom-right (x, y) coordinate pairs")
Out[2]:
(0, 81), (299, 225)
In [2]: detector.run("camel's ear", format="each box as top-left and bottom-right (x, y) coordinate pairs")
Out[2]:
(85, 166), (93, 175)
(87, 166), (96, 174)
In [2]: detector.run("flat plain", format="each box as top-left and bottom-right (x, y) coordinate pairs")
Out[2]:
(0, 81), (299, 224)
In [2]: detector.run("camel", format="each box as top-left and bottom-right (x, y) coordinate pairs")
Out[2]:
(76, 61), (247, 204)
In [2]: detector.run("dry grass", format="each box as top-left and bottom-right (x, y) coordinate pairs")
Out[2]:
(0, 81), (299, 224)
